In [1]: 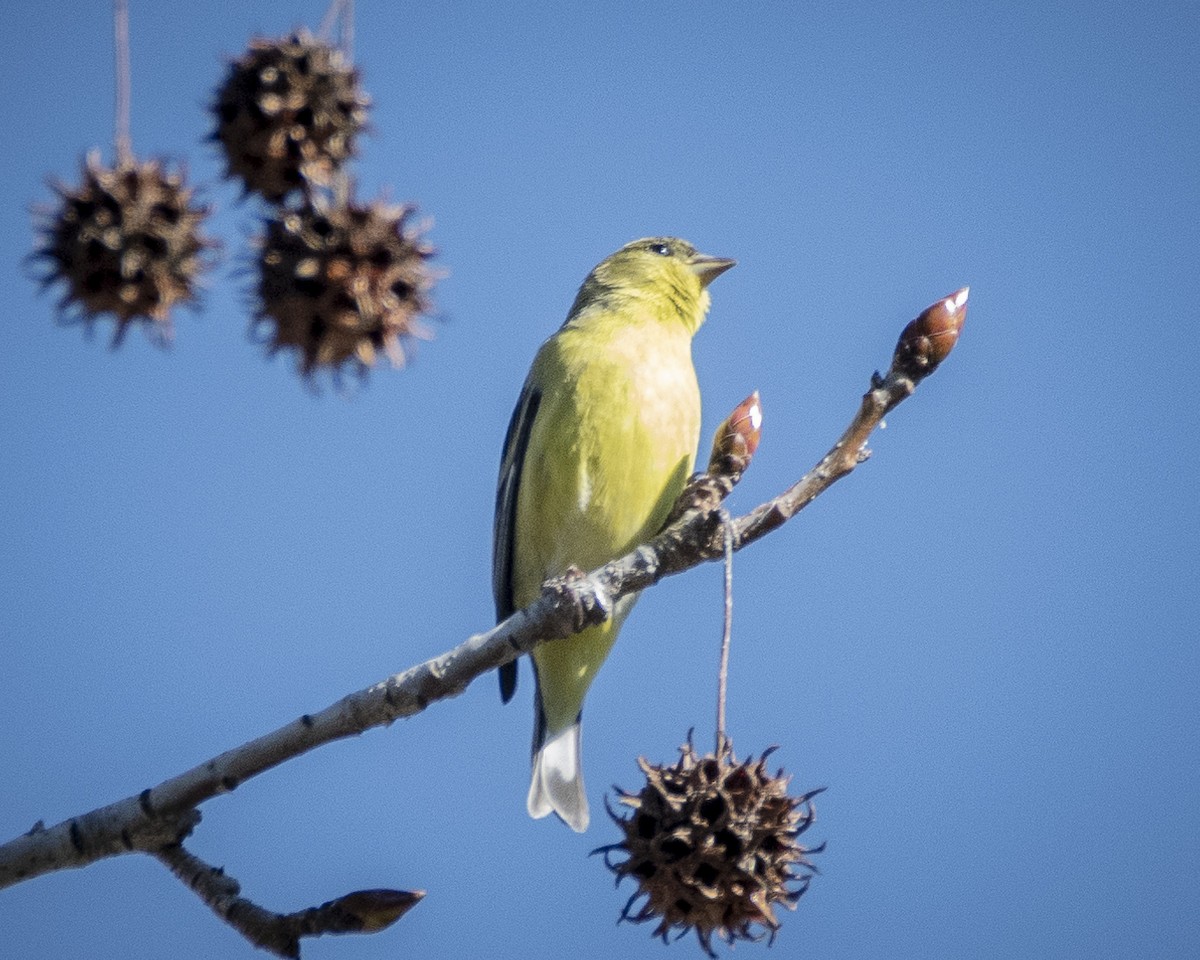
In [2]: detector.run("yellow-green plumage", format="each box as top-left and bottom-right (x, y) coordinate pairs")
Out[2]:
(493, 237), (734, 831)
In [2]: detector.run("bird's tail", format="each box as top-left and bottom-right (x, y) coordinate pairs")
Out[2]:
(527, 703), (589, 832)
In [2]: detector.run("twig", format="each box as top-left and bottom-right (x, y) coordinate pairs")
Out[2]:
(154, 842), (422, 959)
(731, 288), (968, 551)
(0, 288), (967, 949)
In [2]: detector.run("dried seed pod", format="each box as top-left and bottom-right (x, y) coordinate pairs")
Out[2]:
(212, 31), (368, 202)
(255, 198), (435, 377)
(598, 739), (822, 957)
(36, 151), (211, 345)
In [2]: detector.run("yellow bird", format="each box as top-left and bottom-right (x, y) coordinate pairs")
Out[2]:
(493, 237), (735, 831)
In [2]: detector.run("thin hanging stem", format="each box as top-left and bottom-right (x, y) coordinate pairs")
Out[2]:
(319, 0), (354, 62)
(318, 0), (344, 40)
(113, 0), (132, 164)
(716, 510), (734, 755)
(319, 0), (354, 204)
(343, 0), (355, 64)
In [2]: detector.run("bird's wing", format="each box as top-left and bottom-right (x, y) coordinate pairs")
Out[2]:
(493, 379), (542, 703)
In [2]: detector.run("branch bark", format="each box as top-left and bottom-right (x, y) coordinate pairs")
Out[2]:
(0, 288), (967, 954)
(154, 842), (422, 959)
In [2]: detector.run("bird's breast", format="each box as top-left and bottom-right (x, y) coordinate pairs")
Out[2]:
(521, 328), (700, 582)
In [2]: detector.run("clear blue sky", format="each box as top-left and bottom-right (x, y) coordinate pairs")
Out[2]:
(2, 2), (1197, 958)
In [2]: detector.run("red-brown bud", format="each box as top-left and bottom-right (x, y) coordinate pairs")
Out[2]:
(892, 287), (968, 380)
(326, 888), (425, 932)
(708, 391), (763, 475)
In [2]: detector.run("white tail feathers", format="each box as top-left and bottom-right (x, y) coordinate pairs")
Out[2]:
(528, 722), (589, 832)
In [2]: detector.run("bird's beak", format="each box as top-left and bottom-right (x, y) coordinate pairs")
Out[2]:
(688, 253), (737, 287)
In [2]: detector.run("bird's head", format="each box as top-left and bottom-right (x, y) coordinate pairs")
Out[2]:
(570, 237), (735, 334)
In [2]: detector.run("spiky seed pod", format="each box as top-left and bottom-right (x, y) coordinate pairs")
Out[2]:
(598, 739), (822, 958)
(256, 199), (434, 377)
(36, 151), (211, 345)
(212, 31), (369, 202)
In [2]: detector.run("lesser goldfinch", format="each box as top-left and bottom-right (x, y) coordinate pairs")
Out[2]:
(493, 237), (735, 831)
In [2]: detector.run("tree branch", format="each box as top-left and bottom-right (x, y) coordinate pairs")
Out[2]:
(154, 842), (422, 958)
(0, 288), (967, 952)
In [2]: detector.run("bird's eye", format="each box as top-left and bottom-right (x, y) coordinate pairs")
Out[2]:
(650, 242), (673, 257)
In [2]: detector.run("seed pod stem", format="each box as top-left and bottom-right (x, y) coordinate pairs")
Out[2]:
(716, 514), (734, 755)
(113, 0), (132, 165)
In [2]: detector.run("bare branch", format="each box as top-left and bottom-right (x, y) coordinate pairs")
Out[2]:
(732, 286), (968, 549)
(0, 288), (967, 949)
(155, 843), (422, 958)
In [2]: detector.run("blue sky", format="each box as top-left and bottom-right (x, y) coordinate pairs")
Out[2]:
(2, 2), (1197, 959)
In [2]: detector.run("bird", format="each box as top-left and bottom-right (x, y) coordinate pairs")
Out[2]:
(492, 236), (735, 831)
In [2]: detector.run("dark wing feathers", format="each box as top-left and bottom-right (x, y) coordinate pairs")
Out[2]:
(493, 382), (541, 703)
